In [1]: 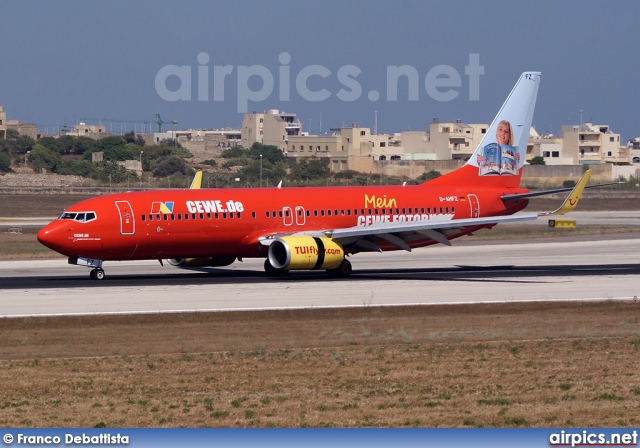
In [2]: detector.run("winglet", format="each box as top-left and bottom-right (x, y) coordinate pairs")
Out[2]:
(190, 171), (202, 189)
(539, 169), (591, 216)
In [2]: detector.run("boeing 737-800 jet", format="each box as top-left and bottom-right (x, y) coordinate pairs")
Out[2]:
(37, 72), (594, 280)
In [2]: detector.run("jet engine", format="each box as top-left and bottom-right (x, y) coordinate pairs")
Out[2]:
(167, 256), (236, 268)
(267, 236), (344, 271)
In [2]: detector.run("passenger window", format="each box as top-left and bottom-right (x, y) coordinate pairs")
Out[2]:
(439, 207), (443, 214)
(199, 213), (204, 220)
(285, 210), (290, 217)
(278, 211), (283, 218)
(421, 208), (425, 214)
(171, 214), (175, 221)
(149, 215), (154, 221)
(164, 214), (168, 221)
(347, 209), (351, 216)
(142, 215), (146, 222)
(230, 213), (234, 219)
(215, 213), (219, 219)
(223, 213), (227, 219)
(266, 211), (270, 218)
(237, 212), (241, 219)
(327, 210), (332, 216)
(207, 213), (211, 219)
(306, 210), (310, 217)
(354, 209), (358, 216)
(184, 214), (189, 220)
(252, 212), (256, 218)
(314, 210), (318, 217)
(374, 209), (379, 215)
(368, 209), (372, 215)
(191, 213), (196, 220)
(361, 209), (365, 215)
(452, 207), (455, 213)
(178, 214), (182, 221)
(321, 210), (325, 216)
(334, 210), (338, 216)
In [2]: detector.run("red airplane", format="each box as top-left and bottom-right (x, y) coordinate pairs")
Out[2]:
(37, 72), (592, 280)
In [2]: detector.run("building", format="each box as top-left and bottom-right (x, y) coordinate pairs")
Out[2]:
(560, 123), (630, 165)
(241, 109), (302, 151)
(428, 119), (488, 161)
(153, 128), (241, 159)
(71, 123), (108, 139)
(7, 119), (38, 140)
(0, 106), (6, 139)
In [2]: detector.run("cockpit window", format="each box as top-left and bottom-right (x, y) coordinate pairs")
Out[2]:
(58, 211), (97, 223)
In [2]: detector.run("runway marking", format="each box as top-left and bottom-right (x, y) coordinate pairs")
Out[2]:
(1, 296), (637, 319)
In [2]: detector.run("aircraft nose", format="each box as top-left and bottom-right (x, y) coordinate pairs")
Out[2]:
(37, 221), (69, 253)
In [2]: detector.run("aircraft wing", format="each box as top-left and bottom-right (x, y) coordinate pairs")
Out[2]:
(259, 169), (590, 252)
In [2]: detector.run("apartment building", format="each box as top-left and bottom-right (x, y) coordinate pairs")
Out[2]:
(240, 109), (302, 151)
(560, 123), (630, 165)
(428, 119), (488, 161)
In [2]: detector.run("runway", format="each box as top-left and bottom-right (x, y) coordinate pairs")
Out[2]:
(1, 237), (639, 318)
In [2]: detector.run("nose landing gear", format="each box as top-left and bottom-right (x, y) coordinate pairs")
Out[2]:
(68, 257), (105, 280)
(89, 268), (105, 280)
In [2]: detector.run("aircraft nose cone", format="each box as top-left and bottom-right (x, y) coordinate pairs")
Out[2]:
(37, 225), (56, 249)
(37, 221), (69, 254)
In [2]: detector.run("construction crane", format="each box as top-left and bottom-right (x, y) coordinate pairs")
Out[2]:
(155, 114), (178, 133)
(78, 115), (178, 134)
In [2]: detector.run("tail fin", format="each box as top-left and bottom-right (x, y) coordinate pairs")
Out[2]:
(425, 71), (541, 188)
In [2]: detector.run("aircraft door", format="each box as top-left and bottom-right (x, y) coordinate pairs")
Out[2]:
(467, 194), (480, 218)
(295, 206), (306, 226)
(282, 207), (293, 226)
(115, 200), (136, 235)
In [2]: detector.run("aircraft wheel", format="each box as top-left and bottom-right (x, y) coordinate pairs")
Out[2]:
(264, 258), (288, 277)
(328, 259), (352, 278)
(90, 268), (105, 280)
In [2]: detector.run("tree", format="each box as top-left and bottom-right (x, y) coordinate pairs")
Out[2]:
(237, 159), (286, 184)
(83, 136), (134, 161)
(0, 149), (11, 172)
(4, 134), (36, 155)
(417, 170), (442, 182)
(247, 142), (285, 164)
(221, 146), (245, 159)
(152, 155), (188, 177)
(123, 131), (146, 147)
(29, 144), (62, 172)
(290, 158), (330, 180)
(529, 156), (546, 165)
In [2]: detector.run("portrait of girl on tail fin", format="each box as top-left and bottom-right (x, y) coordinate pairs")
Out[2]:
(477, 120), (519, 176)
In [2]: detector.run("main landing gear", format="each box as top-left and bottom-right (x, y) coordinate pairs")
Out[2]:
(327, 258), (352, 278)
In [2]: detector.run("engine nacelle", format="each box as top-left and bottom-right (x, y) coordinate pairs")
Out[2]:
(267, 236), (344, 271)
(167, 256), (236, 268)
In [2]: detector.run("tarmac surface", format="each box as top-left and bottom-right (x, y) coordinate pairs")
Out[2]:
(1, 237), (639, 318)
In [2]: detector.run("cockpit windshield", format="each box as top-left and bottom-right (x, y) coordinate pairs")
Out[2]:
(58, 211), (97, 223)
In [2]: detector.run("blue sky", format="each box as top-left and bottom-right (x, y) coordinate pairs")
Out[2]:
(2, 0), (639, 141)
